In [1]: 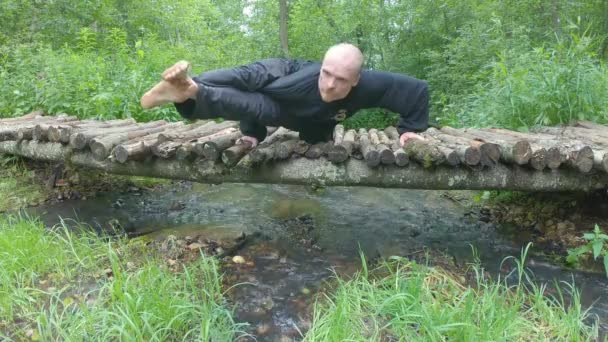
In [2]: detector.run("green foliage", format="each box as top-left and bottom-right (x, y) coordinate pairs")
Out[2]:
(343, 109), (399, 130)
(0, 156), (46, 211)
(473, 190), (527, 203)
(0, 215), (242, 340)
(304, 248), (598, 340)
(2, 0), (608, 128)
(457, 27), (608, 130)
(567, 224), (608, 278)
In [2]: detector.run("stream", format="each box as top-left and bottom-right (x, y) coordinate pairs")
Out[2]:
(25, 182), (608, 341)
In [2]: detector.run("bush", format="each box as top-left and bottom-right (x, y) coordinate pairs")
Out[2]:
(442, 26), (608, 130)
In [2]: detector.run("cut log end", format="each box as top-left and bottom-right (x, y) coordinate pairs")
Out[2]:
(464, 147), (481, 166)
(511, 141), (532, 165)
(572, 146), (594, 173)
(113, 145), (130, 164)
(327, 145), (349, 163)
(90, 141), (110, 160)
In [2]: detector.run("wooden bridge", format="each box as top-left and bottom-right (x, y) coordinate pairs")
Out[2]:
(1, 111), (608, 191)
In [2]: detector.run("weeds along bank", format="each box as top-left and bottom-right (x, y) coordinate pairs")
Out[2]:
(0, 215), (241, 340)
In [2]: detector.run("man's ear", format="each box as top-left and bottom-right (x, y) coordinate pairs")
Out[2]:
(352, 73), (361, 87)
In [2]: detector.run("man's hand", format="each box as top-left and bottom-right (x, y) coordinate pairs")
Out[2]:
(237, 135), (259, 148)
(399, 132), (425, 146)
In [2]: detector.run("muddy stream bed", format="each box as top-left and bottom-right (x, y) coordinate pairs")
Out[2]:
(25, 182), (608, 340)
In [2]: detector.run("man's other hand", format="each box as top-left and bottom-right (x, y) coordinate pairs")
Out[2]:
(399, 132), (425, 146)
(237, 135), (259, 148)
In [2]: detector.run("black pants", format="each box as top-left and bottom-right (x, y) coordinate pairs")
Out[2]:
(174, 59), (333, 143)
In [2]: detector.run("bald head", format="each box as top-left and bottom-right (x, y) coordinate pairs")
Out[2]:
(318, 43), (364, 102)
(323, 43), (364, 74)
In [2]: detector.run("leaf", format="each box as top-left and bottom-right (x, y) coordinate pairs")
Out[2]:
(592, 240), (603, 260)
(583, 233), (595, 240)
(604, 255), (608, 278)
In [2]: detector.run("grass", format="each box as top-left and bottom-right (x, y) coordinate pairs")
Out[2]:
(0, 154), (171, 213)
(0, 214), (243, 341)
(0, 156), (47, 211)
(0, 212), (602, 341)
(303, 249), (600, 341)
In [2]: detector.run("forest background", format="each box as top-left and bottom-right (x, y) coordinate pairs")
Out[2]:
(1, 0), (607, 131)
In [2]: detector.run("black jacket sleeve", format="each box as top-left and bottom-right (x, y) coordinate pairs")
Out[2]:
(365, 71), (429, 136)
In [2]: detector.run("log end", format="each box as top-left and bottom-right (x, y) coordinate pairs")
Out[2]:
(327, 145), (349, 163)
(464, 147), (481, 166)
(512, 141), (532, 165)
(394, 150), (409, 167)
(113, 144), (131, 164)
(574, 146), (594, 173)
(364, 150), (381, 167)
(530, 149), (547, 171)
(90, 141), (110, 160)
(379, 148), (395, 165)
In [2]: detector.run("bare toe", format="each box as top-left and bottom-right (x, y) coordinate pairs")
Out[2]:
(163, 61), (191, 81)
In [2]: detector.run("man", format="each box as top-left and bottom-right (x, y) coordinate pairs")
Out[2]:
(140, 43), (428, 147)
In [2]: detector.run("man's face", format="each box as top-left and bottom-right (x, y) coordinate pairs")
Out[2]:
(318, 57), (360, 102)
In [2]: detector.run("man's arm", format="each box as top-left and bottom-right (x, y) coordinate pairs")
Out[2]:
(364, 71), (429, 144)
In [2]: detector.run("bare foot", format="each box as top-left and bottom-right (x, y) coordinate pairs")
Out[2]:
(140, 61), (198, 109)
(162, 60), (191, 82)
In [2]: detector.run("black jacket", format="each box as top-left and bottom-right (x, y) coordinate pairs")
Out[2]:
(176, 58), (429, 142)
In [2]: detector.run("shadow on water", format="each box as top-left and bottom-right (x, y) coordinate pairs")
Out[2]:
(25, 182), (608, 341)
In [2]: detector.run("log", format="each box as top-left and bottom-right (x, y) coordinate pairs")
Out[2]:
(594, 152), (608, 173)
(440, 126), (500, 168)
(333, 124), (345, 145)
(111, 122), (196, 164)
(156, 120), (235, 143)
(276, 139), (300, 160)
(368, 129), (394, 165)
(424, 128), (480, 166)
(48, 119), (136, 144)
(304, 142), (330, 159)
(249, 145), (275, 163)
(70, 121), (166, 149)
(2, 140), (607, 192)
(384, 127), (409, 167)
(91, 122), (182, 160)
(482, 127), (599, 171)
(0, 110), (45, 123)
(249, 127), (297, 163)
(197, 130), (242, 160)
(457, 128), (532, 165)
(222, 142), (253, 166)
(327, 129), (356, 163)
(359, 129), (380, 167)
(30, 117), (77, 141)
(176, 144), (195, 161)
(567, 145), (594, 173)
(532, 126), (608, 149)
(50, 118), (139, 144)
(16, 126), (35, 141)
(112, 138), (158, 164)
(402, 139), (446, 168)
(575, 120), (608, 134)
(1, 115), (73, 141)
(422, 135), (459, 166)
